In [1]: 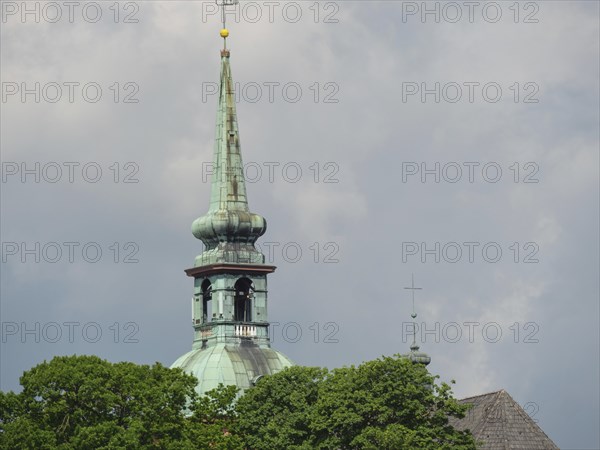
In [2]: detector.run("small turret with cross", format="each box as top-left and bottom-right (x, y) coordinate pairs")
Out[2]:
(403, 274), (431, 366)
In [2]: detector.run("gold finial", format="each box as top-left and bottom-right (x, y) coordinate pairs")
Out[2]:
(216, 0), (237, 50)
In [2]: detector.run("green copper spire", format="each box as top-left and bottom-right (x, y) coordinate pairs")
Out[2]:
(207, 50), (248, 211)
(191, 49), (267, 267)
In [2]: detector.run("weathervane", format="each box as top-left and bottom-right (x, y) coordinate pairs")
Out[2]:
(404, 274), (422, 350)
(215, 0), (238, 50)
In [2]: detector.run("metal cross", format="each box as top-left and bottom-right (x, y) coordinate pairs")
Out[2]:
(404, 274), (422, 348)
(215, 0), (238, 31)
(404, 273), (422, 319)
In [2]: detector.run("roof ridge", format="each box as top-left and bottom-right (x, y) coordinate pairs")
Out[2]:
(458, 389), (504, 402)
(457, 390), (504, 436)
(452, 389), (559, 449)
(498, 390), (559, 449)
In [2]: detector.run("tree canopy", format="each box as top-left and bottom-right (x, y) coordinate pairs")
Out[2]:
(236, 356), (476, 449)
(0, 354), (475, 449)
(0, 355), (241, 449)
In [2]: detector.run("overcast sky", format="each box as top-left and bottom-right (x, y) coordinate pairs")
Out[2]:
(1, 1), (599, 448)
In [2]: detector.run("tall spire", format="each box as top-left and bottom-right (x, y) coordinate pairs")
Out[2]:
(171, 7), (293, 399)
(207, 50), (248, 212)
(403, 274), (431, 366)
(190, 11), (267, 267)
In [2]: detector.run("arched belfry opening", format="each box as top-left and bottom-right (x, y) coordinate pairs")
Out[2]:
(234, 278), (253, 322)
(201, 279), (212, 323)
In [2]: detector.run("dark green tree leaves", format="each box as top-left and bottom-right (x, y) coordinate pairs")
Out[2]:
(236, 356), (476, 450)
(1, 354), (474, 449)
(0, 355), (239, 449)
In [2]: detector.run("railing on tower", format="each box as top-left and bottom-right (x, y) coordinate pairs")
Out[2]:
(234, 324), (257, 337)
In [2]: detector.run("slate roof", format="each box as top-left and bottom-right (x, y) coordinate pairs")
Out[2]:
(450, 389), (559, 449)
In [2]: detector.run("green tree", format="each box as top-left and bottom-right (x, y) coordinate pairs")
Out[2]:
(1, 354), (475, 449)
(312, 355), (475, 449)
(0, 355), (239, 449)
(185, 384), (244, 450)
(236, 365), (327, 449)
(235, 355), (475, 450)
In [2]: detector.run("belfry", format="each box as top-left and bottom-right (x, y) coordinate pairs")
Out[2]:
(170, 13), (293, 396)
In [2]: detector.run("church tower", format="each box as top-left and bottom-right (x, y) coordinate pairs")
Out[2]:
(170, 16), (293, 396)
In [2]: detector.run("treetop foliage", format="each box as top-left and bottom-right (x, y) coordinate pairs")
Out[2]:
(0, 354), (475, 449)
